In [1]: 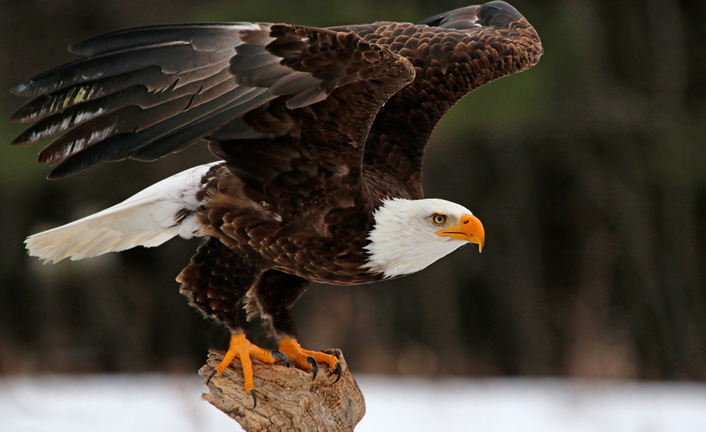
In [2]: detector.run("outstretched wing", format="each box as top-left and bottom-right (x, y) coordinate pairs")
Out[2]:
(10, 23), (413, 179)
(345, 1), (544, 199)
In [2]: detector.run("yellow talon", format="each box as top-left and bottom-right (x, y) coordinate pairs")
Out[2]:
(278, 338), (342, 379)
(208, 333), (283, 394)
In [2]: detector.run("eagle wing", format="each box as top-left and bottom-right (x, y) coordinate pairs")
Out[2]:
(10, 23), (414, 180)
(347, 1), (543, 198)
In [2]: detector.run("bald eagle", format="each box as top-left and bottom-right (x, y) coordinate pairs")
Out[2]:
(11, 1), (542, 405)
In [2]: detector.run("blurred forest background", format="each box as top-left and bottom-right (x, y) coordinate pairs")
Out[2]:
(0, 0), (704, 381)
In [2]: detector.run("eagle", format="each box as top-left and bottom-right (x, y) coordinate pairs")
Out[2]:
(11, 1), (542, 406)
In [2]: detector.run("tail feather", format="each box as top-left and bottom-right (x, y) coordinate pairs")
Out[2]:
(26, 162), (220, 263)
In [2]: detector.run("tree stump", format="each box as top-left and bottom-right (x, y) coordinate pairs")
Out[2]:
(199, 348), (366, 431)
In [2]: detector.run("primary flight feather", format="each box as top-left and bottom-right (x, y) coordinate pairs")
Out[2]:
(11, 1), (542, 405)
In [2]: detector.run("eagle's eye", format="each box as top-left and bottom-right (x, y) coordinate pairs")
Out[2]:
(430, 213), (447, 226)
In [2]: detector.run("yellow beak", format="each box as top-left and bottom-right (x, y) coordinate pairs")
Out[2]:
(436, 214), (485, 252)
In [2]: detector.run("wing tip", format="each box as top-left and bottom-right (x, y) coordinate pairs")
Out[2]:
(68, 41), (91, 56)
(46, 160), (80, 180)
(10, 80), (36, 97)
(9, 134), (29, 146)
(9, 109), (27, 123)
(478, 1), (524, 28)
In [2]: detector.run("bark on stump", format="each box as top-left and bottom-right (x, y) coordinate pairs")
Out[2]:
(199, 348), (366, 431)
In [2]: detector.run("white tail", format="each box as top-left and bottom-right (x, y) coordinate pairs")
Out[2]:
(26, 162), (220, 263)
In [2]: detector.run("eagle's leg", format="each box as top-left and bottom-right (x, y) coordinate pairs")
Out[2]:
(248, 270), (343, 382)
(178, 237), (287, 405)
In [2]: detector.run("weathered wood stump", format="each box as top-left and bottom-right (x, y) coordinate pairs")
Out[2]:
(199, 348), (366, 431)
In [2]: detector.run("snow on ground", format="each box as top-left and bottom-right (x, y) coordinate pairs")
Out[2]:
(1, 374), (705, 432)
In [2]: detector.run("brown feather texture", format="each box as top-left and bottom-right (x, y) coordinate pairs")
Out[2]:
(13, 0), (542, 399)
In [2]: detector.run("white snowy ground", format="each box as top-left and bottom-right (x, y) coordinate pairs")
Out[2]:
(1, 375), (705, 432)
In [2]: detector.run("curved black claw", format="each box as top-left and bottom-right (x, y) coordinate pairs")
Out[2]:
(330, 362), (343, 383)
(306, 356), (318, 380)
(206, 369), (218, 385)
(250, 389), (257, 409)
(272, 350), (290, 367)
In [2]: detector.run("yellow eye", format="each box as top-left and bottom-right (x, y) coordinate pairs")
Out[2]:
(431, 213), (447, 226)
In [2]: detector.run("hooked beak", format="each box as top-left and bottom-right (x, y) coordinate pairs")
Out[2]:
(436, 214), (485, 252)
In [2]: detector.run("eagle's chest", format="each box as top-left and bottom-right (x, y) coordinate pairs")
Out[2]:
(257, 225), (384, 285)
(212, 203), (383, 284)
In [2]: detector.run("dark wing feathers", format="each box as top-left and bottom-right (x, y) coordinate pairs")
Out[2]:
(13, 65), (236, 148)
(11, 42), (234, 98)
(6, 24), (319, 177)
(11, 24), (262, 177)
(11, 21), (414, 179)
(45, 86), (270, 178)
(35, 73), (250, 164)
(210, 25), (415, 187)
(129, 91), (274, 161)
(68, 23), (253, 56)
(9, 63), (231, 125)
(10, 1), (542, 186)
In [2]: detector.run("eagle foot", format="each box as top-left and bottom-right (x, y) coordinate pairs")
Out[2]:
(208, 333), (289, 407)
(278, 338), (343, 382)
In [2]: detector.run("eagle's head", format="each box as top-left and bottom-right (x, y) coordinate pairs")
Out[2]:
(364, 198), (485, 278)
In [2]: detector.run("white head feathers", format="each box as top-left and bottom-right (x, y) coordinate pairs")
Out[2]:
(364, 198), (484, 278)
